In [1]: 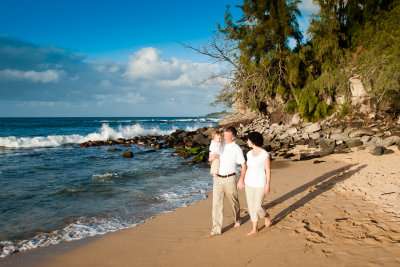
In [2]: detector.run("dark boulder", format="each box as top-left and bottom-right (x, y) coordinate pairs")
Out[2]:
(295, 139), (310, 145)
(185, 141), (196, 149)
(122, 151), (134, 158)
(371, 146), (385, 156)
(318, 139), (336, 156)
(115, 138), (126, 144)
(308, 140), (318, 149)
(383, 148), (395, 154)
(181, 161), (195, 165)
(194, 134), (210, 146)
(345, 139), (363, 148)
(300, 153), (321, 161)
(108, 148), (122, 152)
(171, 129), (185, 137)
(178, 152), (190, 159)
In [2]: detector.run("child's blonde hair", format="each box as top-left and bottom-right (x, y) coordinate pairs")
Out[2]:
(211, 130), (222, 139)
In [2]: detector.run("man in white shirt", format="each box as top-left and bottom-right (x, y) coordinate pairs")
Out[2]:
(209, 126), (247, 237)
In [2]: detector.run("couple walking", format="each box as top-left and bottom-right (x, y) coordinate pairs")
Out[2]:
(208, 126), (271, 237)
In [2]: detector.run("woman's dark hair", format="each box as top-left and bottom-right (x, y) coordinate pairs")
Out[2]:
(247, 132), (263, 147)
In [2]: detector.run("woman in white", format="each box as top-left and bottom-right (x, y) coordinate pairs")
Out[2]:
(243, 132), (271, 235)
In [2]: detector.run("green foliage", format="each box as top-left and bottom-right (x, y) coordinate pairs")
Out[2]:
(176, 146), (209, 163)
(193, 150), (207, 163)
(187, 146), (206, 155)
(219, 0), (303, 113)
(351, 1), (400, 111)
(338, 102), (350, 118)
(297, 90), (334, 122)
(284, 100), (297, 114)
(209, 0), (400, 120)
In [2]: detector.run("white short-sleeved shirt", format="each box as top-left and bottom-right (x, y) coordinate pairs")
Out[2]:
(244, 149), (270, 188)
(209, 140), (221, 156)
(218, 141), (245, 175)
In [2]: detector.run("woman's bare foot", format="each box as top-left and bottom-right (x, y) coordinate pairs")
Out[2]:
(247, 230), (258, 236)
(208, 233), (219, 238)
(265, 214), (271, 227)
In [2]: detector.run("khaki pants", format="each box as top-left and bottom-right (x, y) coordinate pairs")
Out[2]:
(245, 185), (266, 222)
(210, 158), (220, 175)
(211, 176), (240, 235)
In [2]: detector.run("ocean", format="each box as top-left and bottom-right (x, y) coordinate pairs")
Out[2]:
(0, 117), (219, 257)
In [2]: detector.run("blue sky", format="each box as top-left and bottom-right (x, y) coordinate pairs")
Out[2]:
(0, 0), (318, 117)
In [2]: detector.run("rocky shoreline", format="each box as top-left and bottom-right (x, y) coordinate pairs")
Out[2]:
(78, 112), (400, 165)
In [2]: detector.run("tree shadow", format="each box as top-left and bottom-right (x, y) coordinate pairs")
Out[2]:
(222, 164), (366, 233)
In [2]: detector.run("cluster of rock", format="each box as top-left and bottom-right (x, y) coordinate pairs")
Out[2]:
(78, 112), (399, 164)
(79, 136), (164, 158)
(234, 112), (400, 160)
(78, 128), (215, 163)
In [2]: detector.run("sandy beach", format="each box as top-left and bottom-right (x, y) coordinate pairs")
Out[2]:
(2, 146), (399, 267)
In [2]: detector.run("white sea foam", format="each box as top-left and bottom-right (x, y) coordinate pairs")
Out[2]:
(161, 192), (180, 201)
(185, 123), (214, 132)
(92, 173), (119, 181)
(0, 124), (177, 148)
(0, 168), (212, 258)
(95, 118), (220, 123)
(0, 217), (135, 258)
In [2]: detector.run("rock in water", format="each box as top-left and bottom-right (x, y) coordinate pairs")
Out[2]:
(178, 152), (190, 159)
(108, 148), (122, 152)
(122, 151), (134, 158)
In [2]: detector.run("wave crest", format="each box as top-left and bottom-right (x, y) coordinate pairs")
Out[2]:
(0, 124), (176, 148)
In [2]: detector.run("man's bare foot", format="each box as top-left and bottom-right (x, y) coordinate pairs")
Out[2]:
(247, 230), (258, 236)
(265, 214), (271, 227)
(208, 233), (219, 238)
(234, 222), (241, 228)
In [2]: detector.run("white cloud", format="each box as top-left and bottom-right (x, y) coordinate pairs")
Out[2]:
(94, 92), (146, 104)
(298, 0), (319, 15)
(0, 69), (62, 83)
(19, 101), (56, 107)
(0, 36), (225, 116)
(108, 66), (119, 72)
(124, 47), (182, 81)
(124, 47), (222, 88)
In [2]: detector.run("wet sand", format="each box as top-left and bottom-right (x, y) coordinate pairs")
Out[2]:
(2, 147), (400, 266)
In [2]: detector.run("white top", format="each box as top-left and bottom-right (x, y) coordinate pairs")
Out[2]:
(244, 149), (270, 188)
(209, 140), (221, 156)
(218, 141), (245, 175)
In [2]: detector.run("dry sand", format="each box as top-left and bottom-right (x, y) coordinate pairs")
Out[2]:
(4, 147), (400, 266)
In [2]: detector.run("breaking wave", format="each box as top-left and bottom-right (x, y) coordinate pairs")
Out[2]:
(0, 124), (177, 148)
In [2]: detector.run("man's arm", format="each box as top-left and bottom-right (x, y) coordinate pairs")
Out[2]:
(237, 162), (247, 190)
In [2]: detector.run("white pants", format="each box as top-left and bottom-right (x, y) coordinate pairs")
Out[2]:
(245, 185), (266, 222)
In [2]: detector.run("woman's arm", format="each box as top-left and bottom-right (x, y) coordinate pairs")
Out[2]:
(264, 156), (271, 194)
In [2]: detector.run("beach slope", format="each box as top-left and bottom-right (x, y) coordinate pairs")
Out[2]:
(41, 148), (400, 266)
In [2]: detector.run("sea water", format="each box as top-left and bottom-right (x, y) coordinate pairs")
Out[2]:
(0, 117), (218, 257)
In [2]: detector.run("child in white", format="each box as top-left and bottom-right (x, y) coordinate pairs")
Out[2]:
(209, 130), (222, 178)
(242, 131), (271, 236)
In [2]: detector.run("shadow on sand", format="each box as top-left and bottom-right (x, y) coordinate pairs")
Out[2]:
(222, 164), (366, 233)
